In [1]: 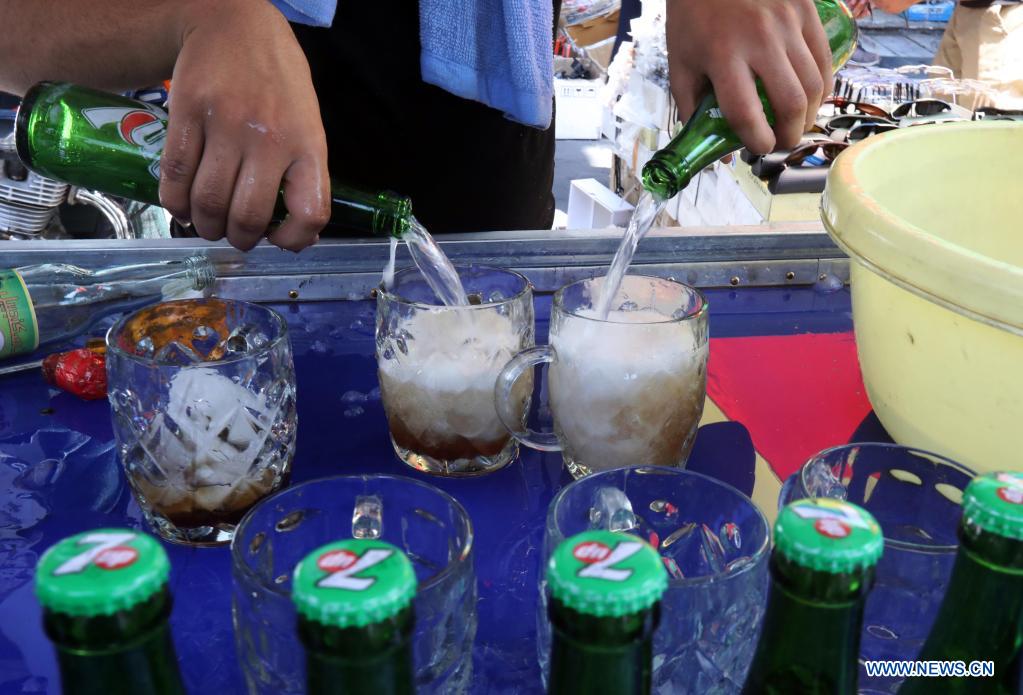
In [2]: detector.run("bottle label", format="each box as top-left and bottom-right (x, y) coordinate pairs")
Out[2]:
(0, 270), (39, 359)
(81, 103), (168, 181)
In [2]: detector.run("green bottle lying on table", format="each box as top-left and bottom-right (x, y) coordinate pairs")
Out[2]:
(15, 81), (411, 238)
(898, 472), (1023, 695)
(544, 530), (668, 695)
(642, 0), (859, 201)
(742, 498), (883, 695)
(291, 538), (418, 695)
(35, 528), (186, 695)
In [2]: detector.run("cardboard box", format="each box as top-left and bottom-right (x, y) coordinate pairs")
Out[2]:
(566, 10), (620, 47)
(554, 77), (605, 139)
(567, 178), (634, 229)
(726, 157), (822, 222)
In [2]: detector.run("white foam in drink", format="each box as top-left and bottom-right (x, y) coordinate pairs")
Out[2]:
(548, 307), (707, 475)
(132, 368), (276, 518)
(378, 308), (530, 462)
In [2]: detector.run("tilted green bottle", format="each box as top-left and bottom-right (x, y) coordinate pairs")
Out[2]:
(742, 498), (883, 694)
(899, 472), (1023, 695)
(34, 528), (186, 695)
(291, 538), (418, 695)
(642, 0), (858, 200)
(15, 82), (411, 238)
(545, 530), (668, 695)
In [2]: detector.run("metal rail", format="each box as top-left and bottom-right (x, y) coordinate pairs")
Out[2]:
(0, 221), (848, 301)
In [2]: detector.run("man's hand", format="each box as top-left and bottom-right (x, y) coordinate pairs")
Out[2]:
(666, 0), (832, 154)
(159, 0), (330, 252)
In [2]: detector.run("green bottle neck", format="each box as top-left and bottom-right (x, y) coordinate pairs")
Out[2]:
(299, 608), (416, 695)
(642, 92), (742, 201)
(899, 526), (1023, 695)
(272, 182), (412, 239)
(742, 555), (872, 695)
(547, 599), (658, 695)
(43, 588), (186, 695)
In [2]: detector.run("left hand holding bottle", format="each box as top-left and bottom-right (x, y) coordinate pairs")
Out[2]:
(665, 0), (832, 154)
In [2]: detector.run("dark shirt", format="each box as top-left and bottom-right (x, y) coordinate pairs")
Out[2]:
(292, 2), (561, 234)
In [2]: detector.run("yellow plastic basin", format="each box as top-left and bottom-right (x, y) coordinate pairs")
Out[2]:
(822, 122), (1023, 475)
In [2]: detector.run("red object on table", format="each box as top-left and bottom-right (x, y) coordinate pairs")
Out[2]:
(41, 348), (107, 401)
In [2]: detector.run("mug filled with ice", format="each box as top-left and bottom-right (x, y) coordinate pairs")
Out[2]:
(496, 275), (709, 478)
(105, 298), (297, 545)
(376, 265), (534, 476)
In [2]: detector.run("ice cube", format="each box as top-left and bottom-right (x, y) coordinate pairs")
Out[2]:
(352, 495), (383, 539)
(618, 300), (639, 312)
(486, 290), (506, 303)
(590, 487), (638, 533)
(135, 336), (156, 358)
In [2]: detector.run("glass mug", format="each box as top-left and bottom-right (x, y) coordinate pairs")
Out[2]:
(496, 275), (709, 478)
(376, 265), (534, 476)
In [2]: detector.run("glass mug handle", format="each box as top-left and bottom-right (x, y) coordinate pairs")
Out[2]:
(494, 346), (561, 452)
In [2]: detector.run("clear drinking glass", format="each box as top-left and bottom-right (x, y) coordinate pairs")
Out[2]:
(231, 475), (476, 695)
(540, 466), (770, 693)
(376, 265), (534, 476)
(496, 275), (709, 479)
(106, 298), (297, 545)
(779, 443), (977, 690)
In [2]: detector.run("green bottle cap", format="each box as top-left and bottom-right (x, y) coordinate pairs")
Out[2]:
(774, 499), (883, 574)
(546, 530), (668, 618)
(292, 539), (417, 629)
(35, 528), (170, 617)
(962, 472), (1023, 540)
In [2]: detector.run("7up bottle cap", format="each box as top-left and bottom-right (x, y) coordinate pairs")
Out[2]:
(292, 539), (417, 629)
(546, 530), (668, 618)
(962, 472), (1023, 541)
(774, 499), (883, 574)
(35, 528), (170, 617)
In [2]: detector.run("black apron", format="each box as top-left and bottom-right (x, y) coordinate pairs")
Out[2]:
(292, 2), (560, 234)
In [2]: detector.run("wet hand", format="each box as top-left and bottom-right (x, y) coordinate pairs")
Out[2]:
(666, 0), (831, 154)
(159, 0), (330, 252)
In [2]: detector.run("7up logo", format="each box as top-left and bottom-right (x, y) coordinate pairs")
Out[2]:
(53, 531), (139, 576)
(791, 501), (870, 540)
(996, 473), (1023, 505)
(316, 547), (394, 591)
(573, 539), (643, 582)
(81, 102), (168, 180)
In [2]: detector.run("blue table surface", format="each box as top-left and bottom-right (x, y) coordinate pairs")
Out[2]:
(0, 285), (868, 694)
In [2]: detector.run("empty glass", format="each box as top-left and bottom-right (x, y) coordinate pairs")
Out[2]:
(496, 275), (709, 479)
(376, 265), (534, 476)
(106, 298), (297, 545)
(231, 475), (476, 695)
(540, 466), (770, 693)
(779, 443), (977, 690)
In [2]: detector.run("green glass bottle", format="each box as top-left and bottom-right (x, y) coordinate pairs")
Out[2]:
(642, 0), (858, 200)
(545, 530), (668, 695)
(15, 82), (412, 238)
(742, 498), (883, 695)
(898, 472), (1023, 695)
(291, 538), (418, 695)
(34, 528), (186, 695)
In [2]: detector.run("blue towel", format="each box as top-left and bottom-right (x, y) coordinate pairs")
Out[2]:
(271, 0), (553, 129)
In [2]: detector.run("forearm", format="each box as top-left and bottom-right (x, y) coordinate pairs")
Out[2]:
(0, 0), (214, 95)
